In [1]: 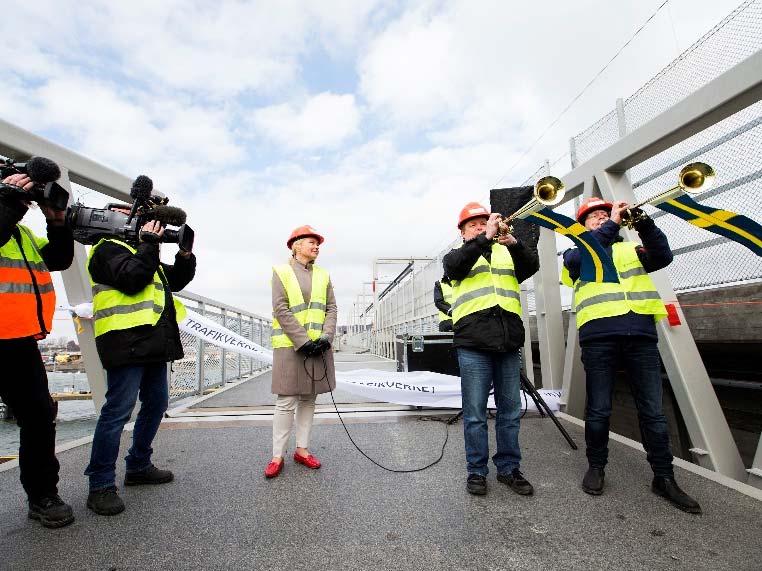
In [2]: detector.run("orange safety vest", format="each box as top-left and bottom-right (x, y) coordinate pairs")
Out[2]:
(0, 225), (55, 339)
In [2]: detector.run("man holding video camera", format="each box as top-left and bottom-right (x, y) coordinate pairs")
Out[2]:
(84, 201), (196, 516)
(0, 168), (75, 528)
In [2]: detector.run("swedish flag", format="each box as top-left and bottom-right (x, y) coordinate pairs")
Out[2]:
(524, 208), (620, 283)
(657, 195), (762, 256)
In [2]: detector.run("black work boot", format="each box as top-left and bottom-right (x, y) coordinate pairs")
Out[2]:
(497, 468), (534, 496)
(87, 486), (125, 516)
(28, 495), (75, 529)
(651, 476), (702, 514)
(466, 474), (487, 496)
(124, 465), (174, 486)
(582, 466), (605, 495)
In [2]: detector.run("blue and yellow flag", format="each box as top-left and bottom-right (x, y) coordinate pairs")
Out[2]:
(524, 208), (620, 283)
(656, 195), (762, 256)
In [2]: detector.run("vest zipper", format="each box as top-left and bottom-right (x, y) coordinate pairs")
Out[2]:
(13, 228), (47, 337)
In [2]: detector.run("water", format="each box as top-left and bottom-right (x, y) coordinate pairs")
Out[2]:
(0, 372), (98, 456)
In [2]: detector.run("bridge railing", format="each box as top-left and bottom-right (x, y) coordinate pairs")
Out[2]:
(170, 291), (272, 402)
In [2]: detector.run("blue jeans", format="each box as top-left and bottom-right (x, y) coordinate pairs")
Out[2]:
(457, 347), (522, 476)
(85, 363), (169, 490)
(581, 337), (674, 477)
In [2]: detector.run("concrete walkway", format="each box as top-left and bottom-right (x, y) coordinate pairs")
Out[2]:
(1, 353), (761, 570)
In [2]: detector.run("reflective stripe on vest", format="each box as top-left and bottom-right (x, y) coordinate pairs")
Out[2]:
(450, 243), (522, 324)
(563, 241), (667, 328)
(438, 282), (453, 324)
(271, 263), (330, 349)
(0, 224), (55, 339)
(88, 238), (186, 337)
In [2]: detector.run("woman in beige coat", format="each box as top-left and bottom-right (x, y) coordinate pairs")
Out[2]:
(264, 225), (337, 479)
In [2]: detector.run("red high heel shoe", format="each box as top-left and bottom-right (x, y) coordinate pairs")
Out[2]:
(265, 458), (284, 478)
(293, 452), (321, 469)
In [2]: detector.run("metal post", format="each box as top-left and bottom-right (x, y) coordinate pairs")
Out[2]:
(196, 302), (206, 395)
(616, 97), (628, 138)
(220, 308), (227, 386)
(532, 159), (565, 389)
(748, 435), (762, 489)
(519, 284), (535, 383)
(596, 169), (745, 479)
(237, 313), (243, 380)
(56, 168), (108, 411)
(249, 316), (255, 373)
(560, 176), (594, 414)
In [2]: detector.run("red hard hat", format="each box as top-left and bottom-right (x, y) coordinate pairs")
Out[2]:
(457, 202), (490, 228)
(286, 225), (324, 249)
(576, 197), (613, 223)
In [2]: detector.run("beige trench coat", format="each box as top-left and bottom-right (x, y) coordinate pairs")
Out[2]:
(271, 257), (337, 395)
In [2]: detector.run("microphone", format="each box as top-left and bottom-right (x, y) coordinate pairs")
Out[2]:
(127, 175), (153, 225)
(148, 205), (187, 226)
(25, 157), (61, 183)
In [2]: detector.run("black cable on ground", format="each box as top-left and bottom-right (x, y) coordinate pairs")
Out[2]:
(303, 352), (455, 473)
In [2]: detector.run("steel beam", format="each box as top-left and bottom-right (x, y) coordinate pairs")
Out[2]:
(55, 168), (108, 412)
(561, 49), (762, 199)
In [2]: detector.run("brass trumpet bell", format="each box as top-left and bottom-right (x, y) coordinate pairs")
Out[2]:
(678, 162), (716, 193)
(495, 175), (566, 239)
(534, 176), (565, 206)
(622, 161), (715, 229)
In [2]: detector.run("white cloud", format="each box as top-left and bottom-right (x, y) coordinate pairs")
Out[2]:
(250, 93), (361, 150)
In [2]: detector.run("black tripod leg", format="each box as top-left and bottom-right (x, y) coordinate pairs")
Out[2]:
(520, 374), (578, 450)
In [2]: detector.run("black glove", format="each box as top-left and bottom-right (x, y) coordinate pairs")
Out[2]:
(629, 207), (655, 231)
(297, 340), (320, 357)
(315, 336), (331, 354)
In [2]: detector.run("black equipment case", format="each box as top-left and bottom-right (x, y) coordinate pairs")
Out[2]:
(395, 333), (460, 376)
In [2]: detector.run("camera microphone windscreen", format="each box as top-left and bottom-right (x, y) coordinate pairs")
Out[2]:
(25, 157), (61, 183)
(130, 175), (153, 200)
(149, 205), (186, 226)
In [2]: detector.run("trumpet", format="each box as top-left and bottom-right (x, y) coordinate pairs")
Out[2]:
(495, 175), (565, 239)
(621, 162), (715, 229)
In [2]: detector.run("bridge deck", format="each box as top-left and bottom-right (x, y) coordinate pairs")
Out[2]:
(1, 353), (761, 570)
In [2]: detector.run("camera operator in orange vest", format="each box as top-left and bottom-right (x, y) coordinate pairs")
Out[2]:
(0, 170), (74, 528)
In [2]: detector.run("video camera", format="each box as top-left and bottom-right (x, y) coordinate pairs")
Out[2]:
(67, 175), (195, 252)
(0, 156), (70, 211)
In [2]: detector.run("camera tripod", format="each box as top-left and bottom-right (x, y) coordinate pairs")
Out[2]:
(447, 371), (577, 450)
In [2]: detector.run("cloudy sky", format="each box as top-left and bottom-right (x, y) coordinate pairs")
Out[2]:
(2, 0), (743, 337)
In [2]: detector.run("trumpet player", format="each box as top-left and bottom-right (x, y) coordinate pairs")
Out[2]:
(444, 202), (539, 496)
(562, 197), (701, 514)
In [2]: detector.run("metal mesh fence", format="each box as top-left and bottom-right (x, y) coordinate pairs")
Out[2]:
(352, 1), (762, 355)
(169, 295), (273, 402)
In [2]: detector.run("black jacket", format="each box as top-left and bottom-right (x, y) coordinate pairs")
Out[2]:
(88, 239), (196, 369)
(433, 281), (452, 317)
(562, 217), (673, 343)
(0, 199), (74, 341)
(443, 234), (539, 351)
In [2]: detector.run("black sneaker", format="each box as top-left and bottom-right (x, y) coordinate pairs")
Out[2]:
(582, 466), (605, 495)
(124, 465), (174, 486)
(651, 476), (702, 514)
(87, 486), (125, 516)
(466, 474), (487, 496)
(28, 495), (75, 529)
(497, 468), (534, 496)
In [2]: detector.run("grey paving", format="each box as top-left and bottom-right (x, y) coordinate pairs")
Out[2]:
(1, 413), (761, 570)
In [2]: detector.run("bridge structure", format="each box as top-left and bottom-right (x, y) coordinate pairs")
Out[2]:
(1, 2), (762, 570)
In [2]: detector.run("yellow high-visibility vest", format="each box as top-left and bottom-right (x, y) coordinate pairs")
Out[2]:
(271, 263), (329, 349)
(561, 241), (667, 328)
(450, 242), (521, 324)
(88, 238), (186, 337)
